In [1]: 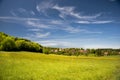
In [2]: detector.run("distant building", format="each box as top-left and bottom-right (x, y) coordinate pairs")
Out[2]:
(104, 52), (108, 56)
(119, 52), (120, 55)
(80, 50), (87, 53)
(55, 49), (58, 52)
(80, 50), (84, 53)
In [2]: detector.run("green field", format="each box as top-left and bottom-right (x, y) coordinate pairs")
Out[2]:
(0, 52), (120, 80)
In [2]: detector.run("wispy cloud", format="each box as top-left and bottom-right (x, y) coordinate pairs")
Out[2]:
(34, 32), (51, 38)
(0, 16), (39, 21)
(36, 1), (54, 15)
(28, 28), (42, 32)
(27, 20), (85, 33)
(83, 30), (102, 34)
(52, 5), (101, 19)
(30, 11), (35, 15)
(26, 32), (51, 39)
(35, 37), (103, 48)
(92, 21), (113, 24)
(64, 28), (102, 34)
(0, 16), (104, 34)
(18, 8), (26, 13)
(50, 20), (63, 25)
(63, 26), (81, 33)
(10, 8), (36, 17)
(84, 44), (120, 49)
(10, 10), (17, 16)
(77, 20), (113, 24)
(26, 20), (50, 29)
(37, 40), (71, 48)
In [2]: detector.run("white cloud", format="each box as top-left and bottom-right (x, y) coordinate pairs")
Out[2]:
(52, 5), (101, 19)
(0, 16), (39, 21)
(77, 21), (90, 24)
(84, 44), (120, 49)
(18, 8), (36, 16)
(26, 19), (83, 33)
(10, 11), (17, 16)
(59, 14), (65, 19)
(18, 8), (26, 13)
(77, 20), (113, 24)
(83, 30), (102, 34)
(28, 29), (42, 32)
(27, 32), (51, 38)
(52, 5), (75, 19)
(35, 32), (50, 38)
(36, 1), (54, 13)
(0, 16), (104, 34)
(64, 26), (81, 33)
(92, 21), (113, 24)
(37, 40), (71, 48)
(64, 28), (102, 34)
(26, 20), (50, 29)
(30, 11), (35, 15)
(10, 8), (36, 17)
(50, 20), (63, 25)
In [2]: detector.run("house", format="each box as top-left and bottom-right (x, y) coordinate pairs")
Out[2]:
(104, 52), (108, 56)
(119, 52), (120, 55)
(54, 49), (58, 52)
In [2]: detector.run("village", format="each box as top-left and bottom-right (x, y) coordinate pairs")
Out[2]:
(43, 47), (120, 56)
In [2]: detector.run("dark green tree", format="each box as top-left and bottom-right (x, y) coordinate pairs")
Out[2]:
(1, 37), (16, 51)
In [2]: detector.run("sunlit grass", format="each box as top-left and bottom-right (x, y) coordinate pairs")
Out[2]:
(0, 51), (120, 80)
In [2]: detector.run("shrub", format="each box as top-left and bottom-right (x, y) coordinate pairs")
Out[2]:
(1, 37), (16, 51)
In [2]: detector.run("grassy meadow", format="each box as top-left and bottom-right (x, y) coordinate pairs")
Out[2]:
(0, 52), (120, 80)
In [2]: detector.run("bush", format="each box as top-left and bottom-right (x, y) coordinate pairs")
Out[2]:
(15, 40), (42, 52)
(1, 37), (16, 51)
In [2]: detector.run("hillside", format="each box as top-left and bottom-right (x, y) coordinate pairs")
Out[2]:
(0, 32), (42, 52)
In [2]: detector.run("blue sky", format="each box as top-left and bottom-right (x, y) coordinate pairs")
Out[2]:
(0, 0), (120, 48)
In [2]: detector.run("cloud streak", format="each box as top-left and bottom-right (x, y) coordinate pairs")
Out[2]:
(52, 5), (101, 19)
(36, 1), (54, 16)
(77, 20), (113, 24)
(0, 16), (39, 21)
(0, 16), (104, 34)
(26, 20), (50, 29)
(25, 32), (51, 39)
(28, 28), (42, 32)
(34, 32), (51, 38)
(63, 26), (81, 33)
(10, 8), (36, 17)
(37, 40), (72, 48)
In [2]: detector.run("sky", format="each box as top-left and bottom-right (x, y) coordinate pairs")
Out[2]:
(0, 0), (120, 48)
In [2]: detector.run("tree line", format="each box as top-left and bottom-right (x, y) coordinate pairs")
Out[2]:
(0, 32), (120, 56)
(43, 47), (120, 56)
(0, 32), (42, 52)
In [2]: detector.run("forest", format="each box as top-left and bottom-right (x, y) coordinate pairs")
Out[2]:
(0, 32), (43, 52)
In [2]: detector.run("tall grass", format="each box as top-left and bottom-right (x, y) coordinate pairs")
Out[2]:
(0, 52), (120, 80)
